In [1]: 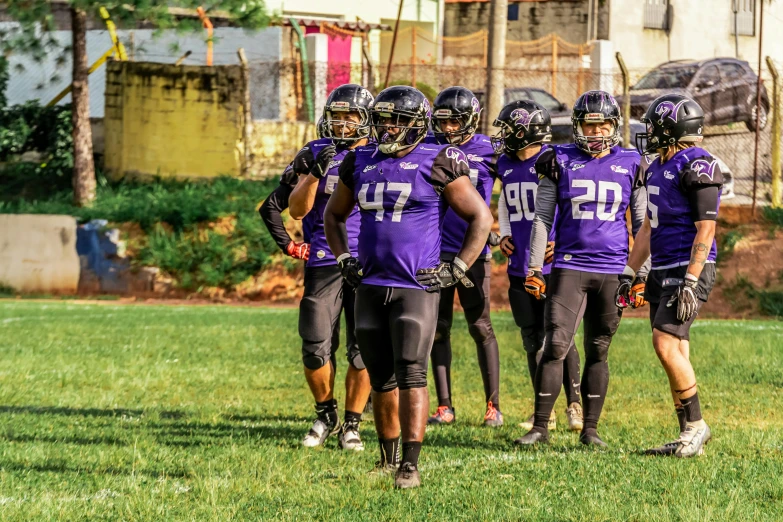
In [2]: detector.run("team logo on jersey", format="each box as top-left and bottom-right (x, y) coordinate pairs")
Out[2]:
(655, 100), (687, 123)
(564, 254), (573, 261)
(503, 169), (514, 177)
(363, 164), (378, 173)
(510, 108), (542, 131)
(610, 165), (629, 174)
(571, 163), (586, 171)
(467, 153), (485, 163)
(691, 159), (719, 181)
(529, 167), (536, 174)
(446, 147), (470, 168)
(664, 170), (675, 180)
(400, 161), (419, 170)
(316, 250), (326, 259)
(328, 160), (342, 170)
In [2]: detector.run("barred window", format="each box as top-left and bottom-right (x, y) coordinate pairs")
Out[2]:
(731, 0), (755, 36)
(644, 0), (669, 30)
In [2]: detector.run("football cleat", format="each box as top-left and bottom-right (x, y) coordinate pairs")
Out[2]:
(484, 402), (504, 427)
(645, 440), (680, 456)
(513, 428), (549, 446)
(579, 429), (607, 448)
(566, 403), (583, 432)
(302, 417), (340, 448)
(427, 405), (455, 425)
(518, 411), (556, 431)
(675, 422), (711, 458)
(394, 462), (421, 489)
(369, 461), (399, 477)
(338, 421), (364, 451)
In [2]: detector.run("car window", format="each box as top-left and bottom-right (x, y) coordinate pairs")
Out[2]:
(696, 65), (722, 86)
(632, 65), (699, 90)
(528, 90), (563, 112)
(721, 63), (745, 80)
(504, 89), (529, 105)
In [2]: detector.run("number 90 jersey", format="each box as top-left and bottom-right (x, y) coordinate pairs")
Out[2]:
(339, 143), (470, 289)
(545, 144), (642, 274)
(307, 142), (360, 268)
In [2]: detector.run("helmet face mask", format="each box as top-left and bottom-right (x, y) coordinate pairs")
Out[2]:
(491, 100), (552, 155)
(323, 84), (374, 146)
(571, 91), (621, 154)
(326, 109), (366, 142)
(370, 86), (431, 155)
(432, 87), (481, 145)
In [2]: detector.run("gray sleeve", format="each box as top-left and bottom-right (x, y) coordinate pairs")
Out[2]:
(528, 176), (557, 270)
(630, 186), (651, 277)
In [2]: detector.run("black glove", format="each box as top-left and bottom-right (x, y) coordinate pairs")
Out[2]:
(416, 258), (474, 293)
(524, 269), (546, 300)
(338, 256), (363, 288)
(311, 144), (337, 179)
(487, 231), (501, 247)
(667, 276), (699, 322)
(615, 274), (633, 309)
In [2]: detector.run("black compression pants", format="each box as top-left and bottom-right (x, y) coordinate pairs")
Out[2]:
(355, 284), (440, 392)
(533, 268), (622, 432)
(508, 274), (581, 406)
(430, 259), (501, 409)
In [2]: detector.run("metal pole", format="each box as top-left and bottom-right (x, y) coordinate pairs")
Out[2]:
(767, 56), (781, 208)
(384, 0), (405, 89)
(586, 0), (592, 42)
(411, 26), (417, 87)
(484, 0), (508, 135)
(733, 0), (739, 58)
(237, 48), (252, 177)
(752, 0), (765, 217)
(616, 52), (630, 148)
(551, 35), (558, 98)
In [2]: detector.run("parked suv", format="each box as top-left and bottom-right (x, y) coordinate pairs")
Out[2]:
(616, 58), (769, 132)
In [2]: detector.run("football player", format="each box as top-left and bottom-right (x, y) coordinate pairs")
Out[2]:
(618, 94), (721, 458)
(426, 86), (503, 427)
(324, 86), (492, 489)
(515, 90), (648, 448)
(492, 100), (583, 433)
(284, 85), (374, 451)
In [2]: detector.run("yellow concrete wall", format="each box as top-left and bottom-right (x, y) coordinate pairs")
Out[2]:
(104, 61), (245, 178)
(248, 120), (317, 177)
(0, 215), (80, 293)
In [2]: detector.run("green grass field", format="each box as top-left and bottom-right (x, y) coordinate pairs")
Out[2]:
(0, 301), (781, 521)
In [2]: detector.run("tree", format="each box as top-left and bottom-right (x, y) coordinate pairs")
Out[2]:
(0, 1), (273, 207)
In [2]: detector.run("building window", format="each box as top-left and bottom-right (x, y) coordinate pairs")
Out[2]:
(644, 0), (669, 30)
(731, 0), (755, 36)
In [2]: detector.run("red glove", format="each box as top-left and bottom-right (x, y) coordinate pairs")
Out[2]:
(286, 241), (310, 261)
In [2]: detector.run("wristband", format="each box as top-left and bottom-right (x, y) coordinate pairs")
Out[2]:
(336, 253), (352, 264)
(684, 273), (699, 283)
(453, 256), (469, 274)
(622, 265), (636, 277)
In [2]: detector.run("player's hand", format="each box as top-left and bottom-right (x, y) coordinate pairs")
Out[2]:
(416, 258), (473, 293)
(499, 236), (514, 257)
(487, 231), (501, 247)
(544, 241), (555, 265)
(285, 241), (310, 261)
(312, 144), (336, 179)
(524, 269), (546, 300)
(667, 277), (699, 322)
(630, 276), (647, 308)
(338, 256), (363, 288)
(615, 274), (633, 309)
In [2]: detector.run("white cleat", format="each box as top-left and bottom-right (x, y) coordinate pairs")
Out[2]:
(566, 403), (583, 432)
(518, 411), (556, 431)
(338, 421), (364, 451)
(676, 422), (711, 458)
(302, 418), (339, 448)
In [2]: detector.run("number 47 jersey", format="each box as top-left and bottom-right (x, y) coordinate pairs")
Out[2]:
(543, 144), (643, 274)
(338, 143), (470, 289)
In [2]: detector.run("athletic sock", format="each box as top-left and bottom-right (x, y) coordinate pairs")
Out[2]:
(344, 410), (362, 425)
(438, 397), (453, 409)
(379, 438), (400, 466)
(533, 355), (562, 430)
(401, 441), (422, 468)
(316, 399), (338, 426)
(680, 392), (702, 423)
(581, 358), (609, 431)
(526, 352), (538, 388)
(676, 407), (686, 433)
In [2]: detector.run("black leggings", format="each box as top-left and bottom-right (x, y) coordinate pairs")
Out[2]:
(534, 268), (622, 432)
(508, 275), (581, 406)
(430, 260), (500, 408)
(355, 284), (440, 392)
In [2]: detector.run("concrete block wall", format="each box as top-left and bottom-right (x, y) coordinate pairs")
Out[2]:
(104, 61), (246, 179)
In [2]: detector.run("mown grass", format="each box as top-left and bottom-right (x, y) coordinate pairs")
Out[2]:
(0, 301), (781, 521)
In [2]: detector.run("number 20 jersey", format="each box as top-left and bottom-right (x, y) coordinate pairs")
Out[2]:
(546, 144), (641, 274)
(338, 143), (470, 289)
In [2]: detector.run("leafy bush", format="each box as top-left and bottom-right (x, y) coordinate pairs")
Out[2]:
(717, 229), (744, 264)
(759, 291), (783, 318)
(762, 207), (783, 227)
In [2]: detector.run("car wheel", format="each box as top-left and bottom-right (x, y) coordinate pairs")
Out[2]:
(746, 100), (768, 132)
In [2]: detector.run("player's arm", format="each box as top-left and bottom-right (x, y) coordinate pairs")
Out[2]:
(324, 151), (362, 287)
(497, 190), (514, 257)
(525, 149), (559, 299)
(443, 176), (493, 268)
(617, 167), (653, 308)
(258, 167), (309, 260)
(289, 144), (336, 220)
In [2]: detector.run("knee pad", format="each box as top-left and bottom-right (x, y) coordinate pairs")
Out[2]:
(521, 329), (545, 355)
(302, 341), (331, 370)
(370, 373), (397, 393)
(468, 318), (495, 345)
(347, 343), (366, 371)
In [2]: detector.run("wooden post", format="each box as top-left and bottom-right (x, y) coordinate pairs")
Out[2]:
(551, 35), (558, 98)
(411, 26), (417, 87)
(616, 52), (631, 149)
(482, 30), (488, 68)
(752, 0), (765, 217)
(576, 44), (584, 97)
(385, 0), (405, 89)
(237, 48), (252, 177)
(767, 56), (781, 208)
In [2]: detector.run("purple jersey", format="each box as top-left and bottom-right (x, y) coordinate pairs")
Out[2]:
(644, 147), (721, 269)
(499, 146), (556, 277)
(294, 138), (333, 245)
(440, 134), (497, 256)
(307, 146), (361, 267)
(339, 143), (470, 289)
(549, 145), (641, 274)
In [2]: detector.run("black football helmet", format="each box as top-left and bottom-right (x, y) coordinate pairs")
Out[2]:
(370, 85), (431, 155)
(432, 86), (481, 145)
(572, 90), (621, 154)
(324, 84), (374, 146)
(491, 100), (552, 154)
(317, 115), (328, 139)
(635, 94), (704, 155)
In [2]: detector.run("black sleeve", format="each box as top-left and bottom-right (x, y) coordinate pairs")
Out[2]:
(338, 150), (357, 191)
(634, 158), (648, 189)
(279, 163), (298, 188)
(487, 153), (500, 180)
(534, 147), (559, 182)
(680, 156), (723, 222)
(259, 183), (294, 252)
(292, 145), (315, 175)
(429, 146), (470, 195)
